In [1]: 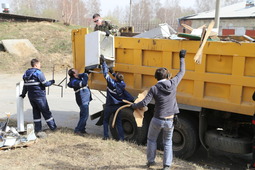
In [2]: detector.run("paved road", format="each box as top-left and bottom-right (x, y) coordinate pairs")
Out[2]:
(0, 73), (252, 169)
(0, 73), (104, 136)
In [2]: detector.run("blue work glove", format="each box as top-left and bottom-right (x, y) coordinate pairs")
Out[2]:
(100, 55), (105, 65)
(109, 67), (114, 75)
(50, 80), (55, 84)
(19, 94), (25, 98)
(105, 30), (111, 37)
(84, 68), (91, 74)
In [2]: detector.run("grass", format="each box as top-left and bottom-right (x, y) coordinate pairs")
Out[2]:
(0, 123), (207, 170)
(0, 22), (82, 73)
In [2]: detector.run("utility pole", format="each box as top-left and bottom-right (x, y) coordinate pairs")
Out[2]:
(129, 0), (132, 26)
(214, 0), (221, 31)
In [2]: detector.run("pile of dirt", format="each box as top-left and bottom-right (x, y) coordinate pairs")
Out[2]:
(0, 22), (82, 73)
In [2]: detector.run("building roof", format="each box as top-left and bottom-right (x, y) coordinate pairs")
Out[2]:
(182, 1), (255, 20)
(0, 13), (57, 22)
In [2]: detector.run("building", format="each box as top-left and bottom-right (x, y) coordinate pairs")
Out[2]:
(178, 0), (255, 36)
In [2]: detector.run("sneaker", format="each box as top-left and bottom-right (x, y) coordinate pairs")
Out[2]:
(74, 131), (85, 137)
(80, 130), (88, 134)
(102, 137), (110, 140)
(163, 165), (170, 170)
(146, 161), (156, 168)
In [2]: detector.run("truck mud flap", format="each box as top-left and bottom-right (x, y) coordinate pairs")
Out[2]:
(90, 110), (104, 126)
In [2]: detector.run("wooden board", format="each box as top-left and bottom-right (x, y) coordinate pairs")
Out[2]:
(194, 20), (215, 64)
(0, 139), (37, 150)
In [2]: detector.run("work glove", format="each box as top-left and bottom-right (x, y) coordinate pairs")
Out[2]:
(50, 80), (55, 84)
(179, 50), (186, 58)
(84, 68), (91, 74)
(100, 54), (105, 65)
(109, 67), (114, 74)
(131, 103), (135, 109)
(105, 30), (111, 37)
(173, 114), (179, 126)
(19, 94), (25, 98)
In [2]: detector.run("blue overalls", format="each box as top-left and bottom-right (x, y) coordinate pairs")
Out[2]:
(21, 68), (57, 132)
(68, 73), (92, 133)
(102, 61), (134, 140)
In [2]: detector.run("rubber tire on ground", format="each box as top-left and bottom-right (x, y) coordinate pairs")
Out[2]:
(205, 130), (252, 154)
(109, 107), (149, 144)
(157, 115), (200, 159)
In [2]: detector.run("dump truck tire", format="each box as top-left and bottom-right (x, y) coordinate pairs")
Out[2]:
(172, 115), (200, 159)
(205, 130), (252, 154)
(109, 107), (148, 144)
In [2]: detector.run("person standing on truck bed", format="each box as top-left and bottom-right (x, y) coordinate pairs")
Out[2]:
(93, 13), (118, 36)
(100, 55), (134, 141)
(67, 68), (92, 136)
(131, 50), (186, 170)
(20, 59), (57, 137)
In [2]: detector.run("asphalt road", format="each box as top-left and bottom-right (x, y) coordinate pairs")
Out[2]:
(0, 73), (252, 170)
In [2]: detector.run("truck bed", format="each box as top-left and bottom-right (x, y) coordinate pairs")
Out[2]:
(72, 28), (255, 116)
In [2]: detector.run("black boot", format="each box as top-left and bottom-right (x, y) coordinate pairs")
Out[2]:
(34, 122), (42, 132)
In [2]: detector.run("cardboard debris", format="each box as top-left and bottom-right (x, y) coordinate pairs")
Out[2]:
(134, 23), (183, 40)
(133, 90), (148, 127)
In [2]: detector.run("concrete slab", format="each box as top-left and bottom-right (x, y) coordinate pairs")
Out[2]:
(1, 39), (38, 56)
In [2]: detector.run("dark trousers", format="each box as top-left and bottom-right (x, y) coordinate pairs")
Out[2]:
(75, 104), (89, 133)
(29, 96), (57, 132)
(103, 105), (124, 140)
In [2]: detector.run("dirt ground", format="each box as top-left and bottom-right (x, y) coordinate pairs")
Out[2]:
(0, 73), (252, 170)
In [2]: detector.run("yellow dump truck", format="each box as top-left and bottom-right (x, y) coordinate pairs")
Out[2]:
(72, 28), (255, 159)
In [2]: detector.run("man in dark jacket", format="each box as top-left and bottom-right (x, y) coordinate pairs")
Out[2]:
(67, 68), (92, 136)
(20, 59), (57, 133)
(100, 55), (134, 141)
(131, 50), (186, 170)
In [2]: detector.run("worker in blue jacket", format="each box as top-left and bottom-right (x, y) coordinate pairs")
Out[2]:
(100, 55), (134, 141)
(20, 59), (57, 133)
(67, 68), (92, 135)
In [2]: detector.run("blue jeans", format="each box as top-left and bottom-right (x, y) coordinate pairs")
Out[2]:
(103, 105), (124, 140)
(147, 117), (174, 167)
(75, 104), (89, 133)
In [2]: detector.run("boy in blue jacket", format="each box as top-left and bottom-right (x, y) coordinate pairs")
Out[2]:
(100, 55), (134, 141)
(67, 68), (92, 135)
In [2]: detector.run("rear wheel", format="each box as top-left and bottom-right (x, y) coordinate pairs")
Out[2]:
(173, 115), (200, 159)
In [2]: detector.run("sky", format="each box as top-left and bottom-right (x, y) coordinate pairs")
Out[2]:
(100, 0), (196, 16)
(0, 0), (196, 14)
